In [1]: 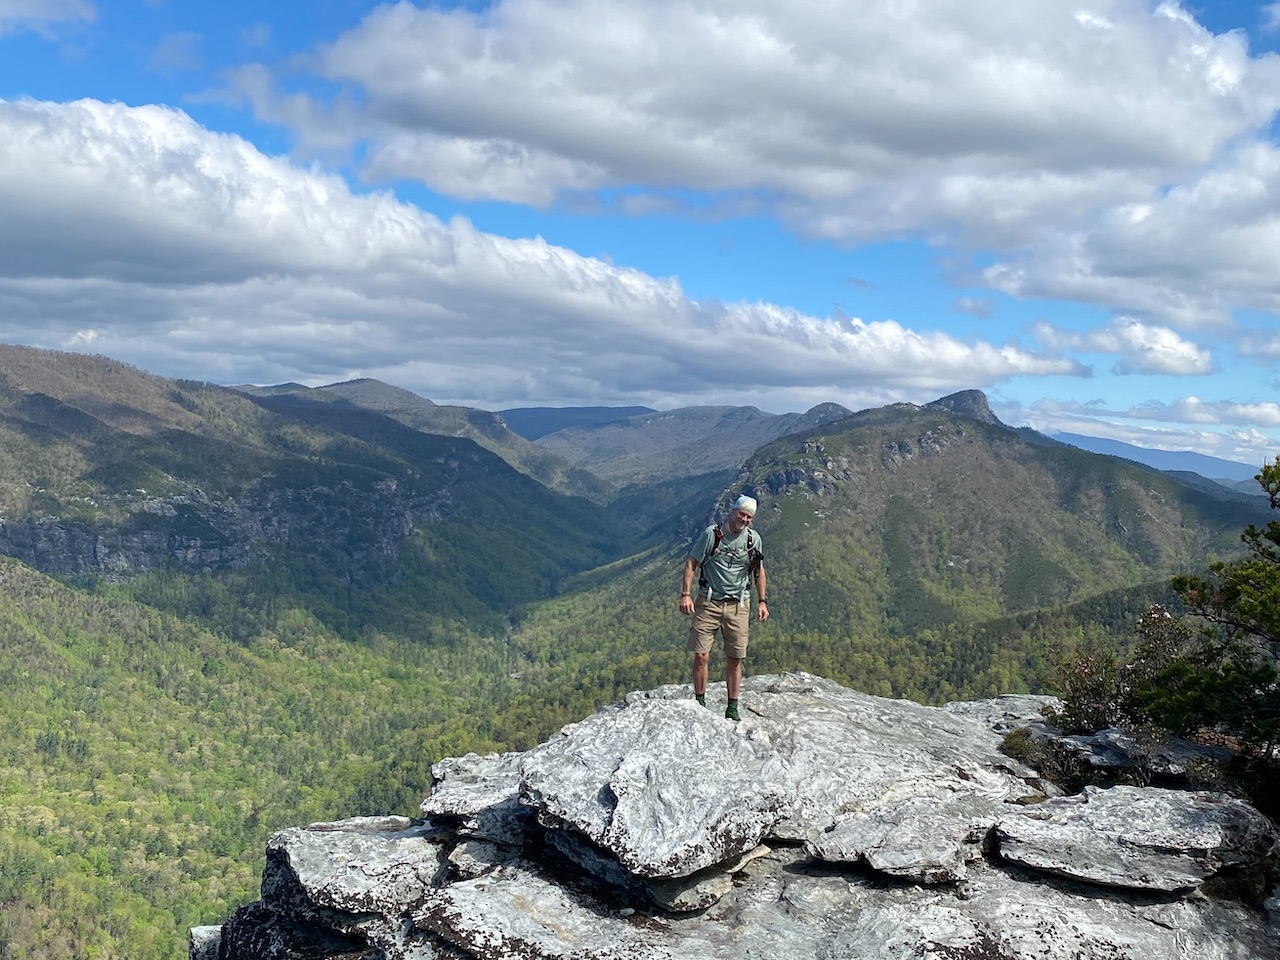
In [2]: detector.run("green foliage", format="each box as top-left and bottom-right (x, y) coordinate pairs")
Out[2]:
(1042, 604), (1191, 735)
(1051, 460), (1280, 761)
(1122, 462), (1280, 752)
(0, 558), (528, 960)
(1048, 649), (1124, 733)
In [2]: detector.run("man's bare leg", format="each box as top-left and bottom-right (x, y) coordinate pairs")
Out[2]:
(726, 656), (742, 701)
(693, 652), (709, 697)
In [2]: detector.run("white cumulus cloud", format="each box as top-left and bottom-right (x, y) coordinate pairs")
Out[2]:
(0, 98), (1081, 409)
(1031, 317), (1212, 375)
(987, 141), (1280, 330)
(229, 0), (1280, 252)
(1264, 3), (1280, 33)
(1240, 331), (1280, 359)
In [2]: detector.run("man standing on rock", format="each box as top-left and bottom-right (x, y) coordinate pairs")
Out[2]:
(679, 494), (767, 721)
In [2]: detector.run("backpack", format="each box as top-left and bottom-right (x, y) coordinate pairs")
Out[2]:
(698, 525), (762, 592)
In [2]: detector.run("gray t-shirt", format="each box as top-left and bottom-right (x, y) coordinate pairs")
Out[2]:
(688, 524), (763, 600)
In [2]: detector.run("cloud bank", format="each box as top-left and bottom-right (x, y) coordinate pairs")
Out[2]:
(230, 0), (1280, 329)
(271, 2), (1277, 217)
(4, 0), (1280, 465)
(0, 97), (1080, 409)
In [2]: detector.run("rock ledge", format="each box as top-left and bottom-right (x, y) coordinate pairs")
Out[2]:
(196, 673), (1280, 959)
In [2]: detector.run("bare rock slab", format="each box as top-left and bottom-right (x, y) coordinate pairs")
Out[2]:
(806, 794), (995, 883)
(420, 751), (530, 846)
(517, 697), (788, 878)
(997, 784), (1278, 892)
(264, 816), (449, 926)
(636, 674), (1046, 842)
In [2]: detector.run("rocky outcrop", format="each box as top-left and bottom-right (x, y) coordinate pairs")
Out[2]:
(0, 479), (439, 577)
(197, 674), (1280, 959)
(996, 785), (1275, 892)
(926, 389), (1005, 426)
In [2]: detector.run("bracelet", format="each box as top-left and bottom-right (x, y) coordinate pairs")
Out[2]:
(759, 598), (768, 603)
(680, 592), (690, 597)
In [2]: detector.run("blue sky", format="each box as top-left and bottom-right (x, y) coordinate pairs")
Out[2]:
(3, 1), (1280, 467)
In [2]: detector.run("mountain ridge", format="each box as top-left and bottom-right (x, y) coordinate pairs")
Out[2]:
(234, 378), (614, 502)
(534, 401), (858, 485)
(1049, 430), (1260, 484)
(498, 404), (656, 440)
(0, 345), (626, 635)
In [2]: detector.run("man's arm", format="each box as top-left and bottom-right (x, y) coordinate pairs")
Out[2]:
(679, 556), (699, 615)
(754, 563), (768, 621)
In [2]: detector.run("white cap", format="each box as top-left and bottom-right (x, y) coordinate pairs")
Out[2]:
(733, 495), (758, 515)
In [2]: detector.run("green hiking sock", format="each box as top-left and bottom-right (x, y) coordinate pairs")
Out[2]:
(724, 700), (740, 722)
(695, 693), (707, 707)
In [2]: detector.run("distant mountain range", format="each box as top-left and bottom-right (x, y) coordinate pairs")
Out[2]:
(0, 345), (623, 635)
(235, 379), (614, 502)
(533, 401), (857, 485)
(739, 400), (1264, 636)
(2, 346), (1265, 616)
(1048, 431), (1261, 485)
(498, 405), (656, 440)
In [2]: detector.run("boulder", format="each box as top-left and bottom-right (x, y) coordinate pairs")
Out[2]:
(261, 816), (449, 925)
(188, 925), (221, 960)
(421, 751), (531, 846)
(996, 784), (1277, 892)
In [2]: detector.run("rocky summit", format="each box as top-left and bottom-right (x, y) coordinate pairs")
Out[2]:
(194, 674), (1280, 959)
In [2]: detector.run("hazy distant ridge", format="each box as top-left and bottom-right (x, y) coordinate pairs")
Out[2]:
(1049, 431), (1260, 483)
(535, 402), (856, 485)
(499, 405), (656, 440)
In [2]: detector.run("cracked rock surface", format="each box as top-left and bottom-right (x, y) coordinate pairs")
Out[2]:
(995, 784), (1277, 892)
(198, 673), (1280, 960)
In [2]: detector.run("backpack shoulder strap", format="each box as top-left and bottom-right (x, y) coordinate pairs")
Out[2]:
(697, 525), (723, 590)
(704, 525), (724, 563)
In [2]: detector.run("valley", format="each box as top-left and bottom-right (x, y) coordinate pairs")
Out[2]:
(0, 343), (1270, 959)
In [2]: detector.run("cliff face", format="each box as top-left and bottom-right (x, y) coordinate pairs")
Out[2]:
(193, 674), (1280, 960)
(0, 480), (430, 576)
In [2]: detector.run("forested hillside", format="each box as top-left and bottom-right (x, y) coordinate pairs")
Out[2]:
(0, 345), (626, 637)
(505, 400), (1265, 704)
(0, 551), (1181, 960)
(0, 344), (1270, 959)
(743, 402), (1262, 637)
(0, 558), (522, 959)
(237, 379), (614, 502)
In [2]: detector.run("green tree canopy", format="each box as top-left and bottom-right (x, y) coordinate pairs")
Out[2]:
(1054, 459), (1280, 756)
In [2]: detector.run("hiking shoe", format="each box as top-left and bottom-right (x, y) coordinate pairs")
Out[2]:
(724, 701), (740, 722)
(695, 694), (709, 708)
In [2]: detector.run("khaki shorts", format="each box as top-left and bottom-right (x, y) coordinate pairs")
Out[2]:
(687, 596), (750, 659)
